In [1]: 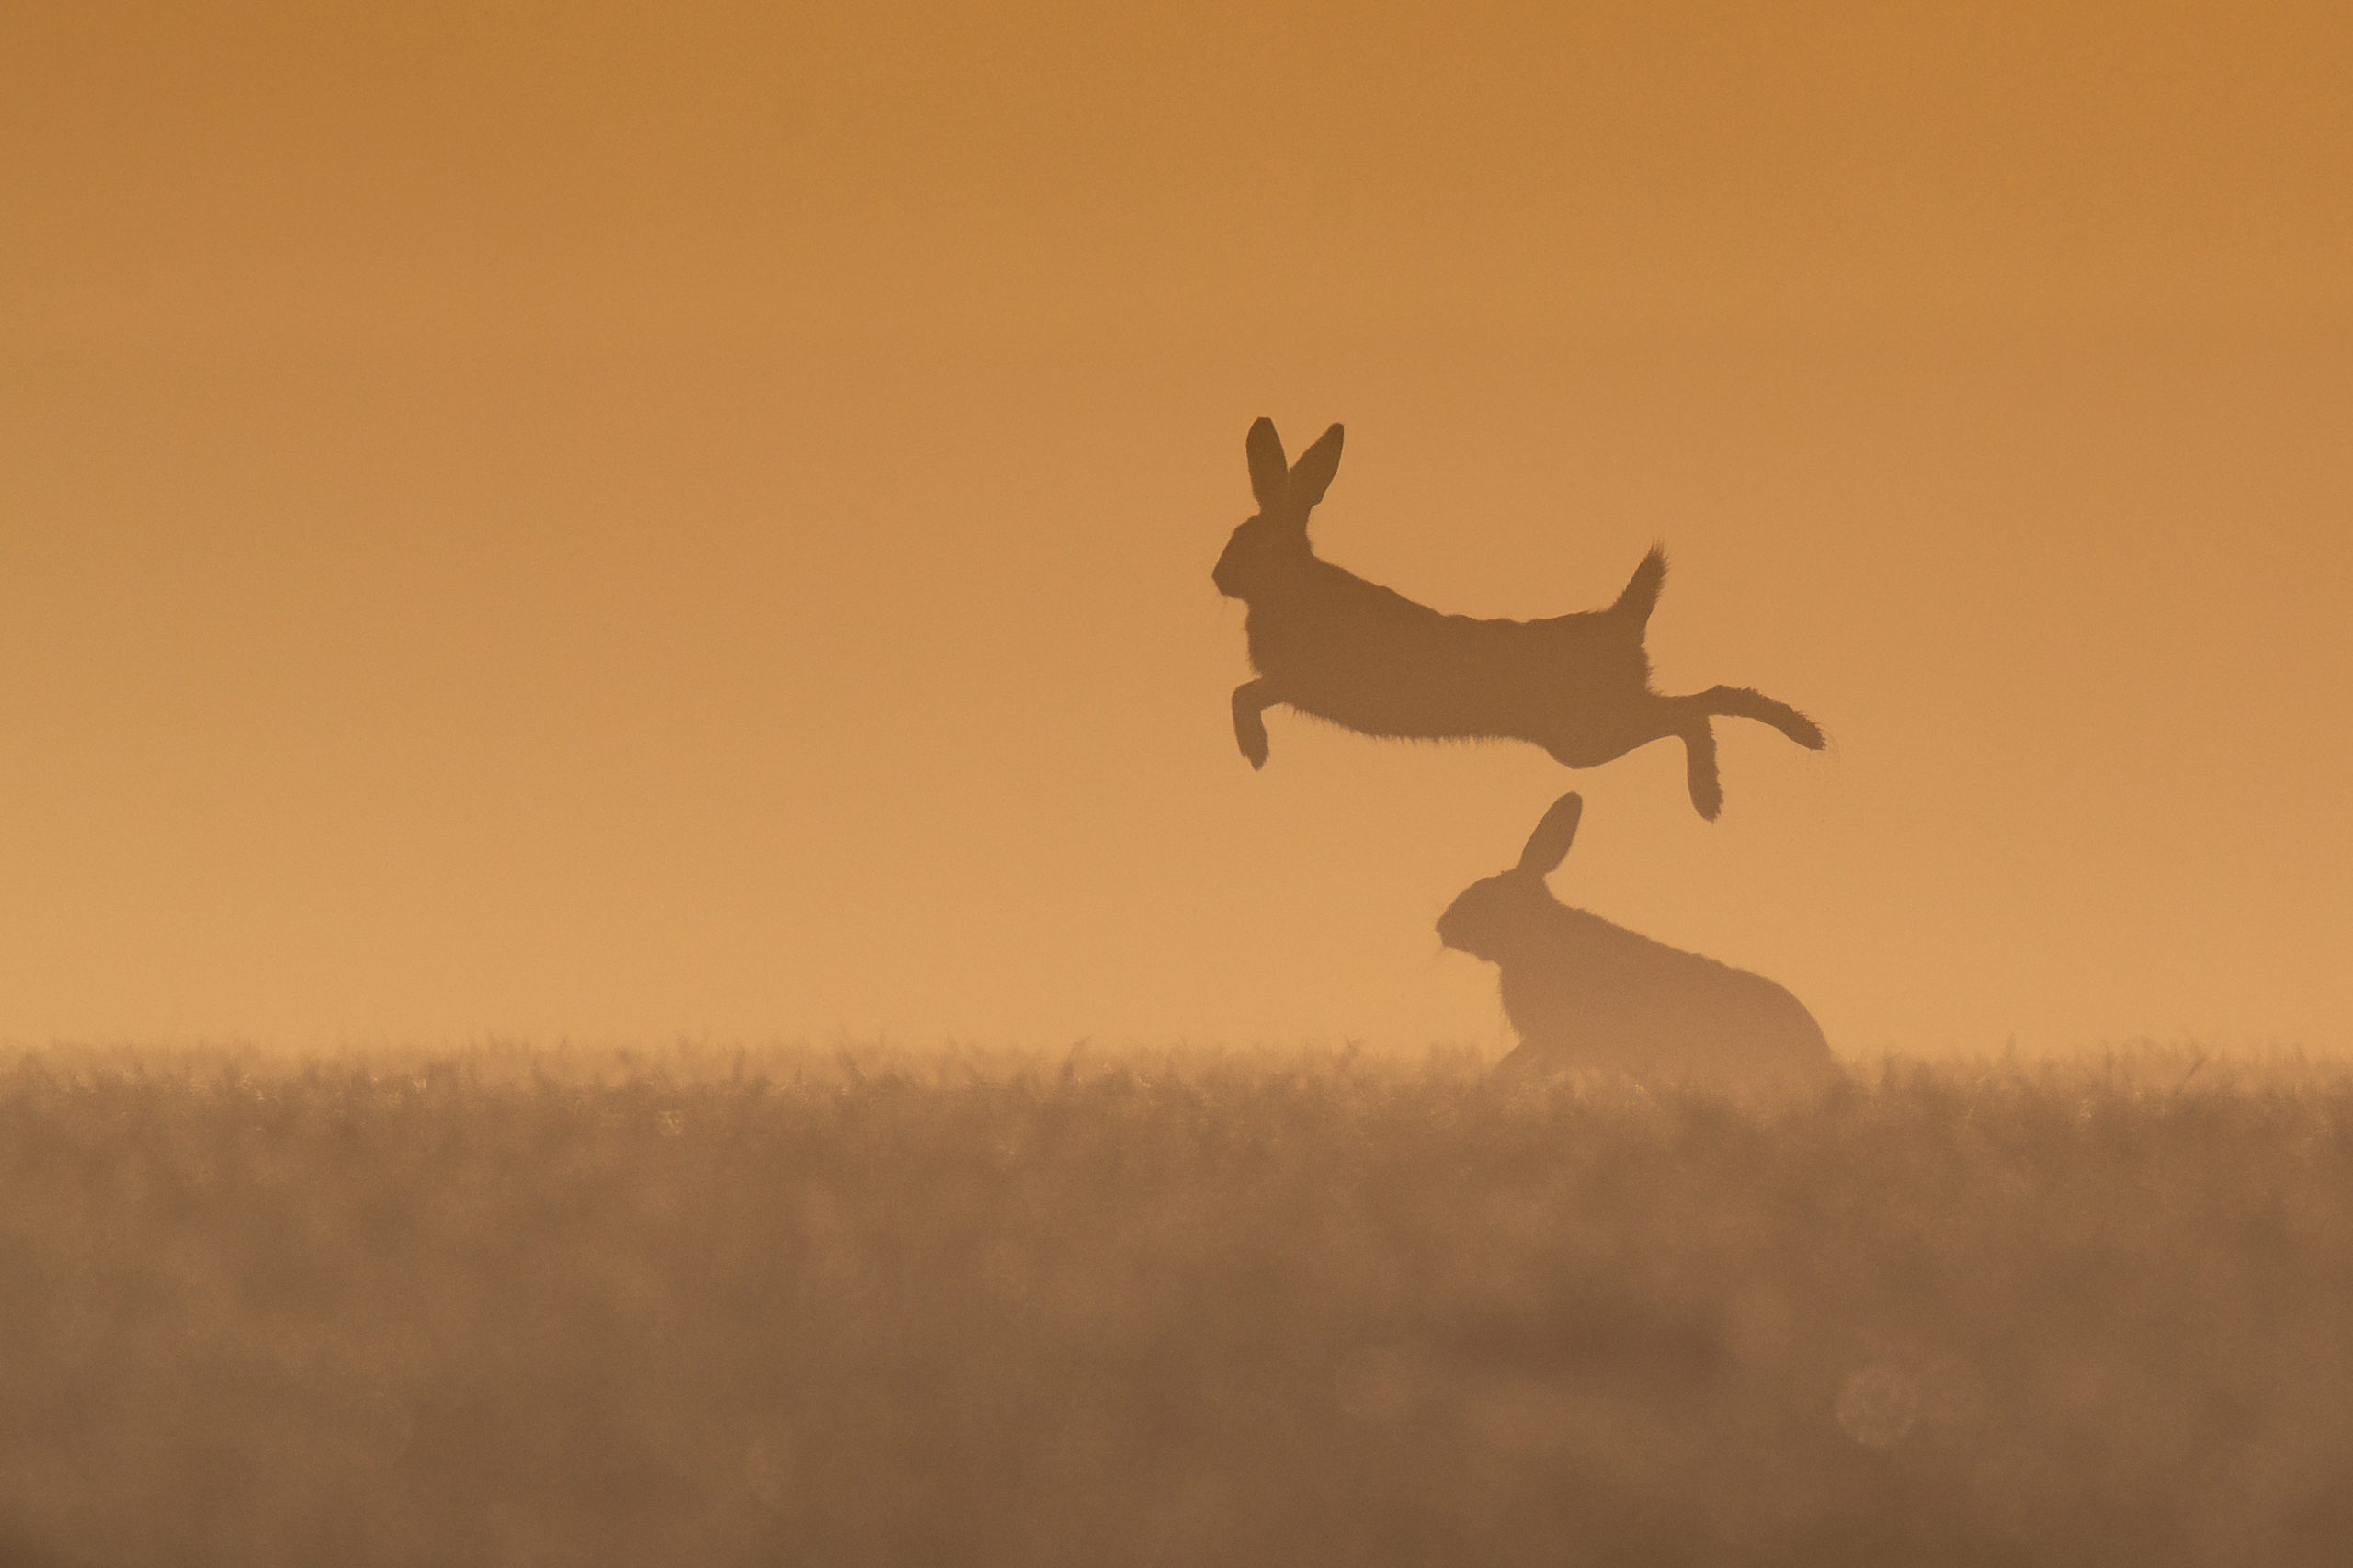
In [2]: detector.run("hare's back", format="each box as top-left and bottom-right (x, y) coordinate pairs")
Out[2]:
(1250, 601), (1525, 737)
(1627, 954), (1830, 1079)
(1498, 921), (1832, 1085)
(1255, 591), (1644, 743)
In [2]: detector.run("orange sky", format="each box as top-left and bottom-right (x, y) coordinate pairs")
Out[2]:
(4, 1), (2348, 1053)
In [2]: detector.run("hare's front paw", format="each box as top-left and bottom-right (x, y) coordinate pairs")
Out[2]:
(1234, 710), (1270, 769)
(1231, 681), (1274, 769)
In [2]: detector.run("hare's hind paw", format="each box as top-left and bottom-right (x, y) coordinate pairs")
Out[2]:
(1782, 709), (1826, 750)
(1688, 775), (1724, 820)
(1684, 723), (1724, 819)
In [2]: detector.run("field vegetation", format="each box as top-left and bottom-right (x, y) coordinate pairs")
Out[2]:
(2, 1042), (2347, 1566)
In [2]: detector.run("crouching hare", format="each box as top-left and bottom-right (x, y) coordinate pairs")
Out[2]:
(1438, 792), (1836, 1087)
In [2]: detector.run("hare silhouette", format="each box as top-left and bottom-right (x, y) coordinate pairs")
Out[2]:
(1438, 792), (1836, 1086)
(1212, 418), (1824, 818)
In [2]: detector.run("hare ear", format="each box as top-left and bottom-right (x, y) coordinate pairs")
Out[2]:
(1516, 792), (1585, 877)
(1245, 418), (1290, 512)
(1286, 423), (1345, 512)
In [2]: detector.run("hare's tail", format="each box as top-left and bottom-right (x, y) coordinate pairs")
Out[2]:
(1607, 546), (1667, 631)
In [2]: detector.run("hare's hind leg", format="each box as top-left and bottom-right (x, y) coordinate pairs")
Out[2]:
(1232, 678), (1276, 769)
(1563, 694), (1723, 817)
(1680, 718), (1723, 820)
(1657, 685), (1822, 817)
(1688, 685), (1825, 751)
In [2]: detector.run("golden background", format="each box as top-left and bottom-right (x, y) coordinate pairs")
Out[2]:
(5, 1), (2347, 1052)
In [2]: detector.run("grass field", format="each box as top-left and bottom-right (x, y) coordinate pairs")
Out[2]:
(2, 1043), (2348, 1566)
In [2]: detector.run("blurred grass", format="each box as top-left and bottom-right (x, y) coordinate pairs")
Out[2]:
(2, 1042), (2349, 1567)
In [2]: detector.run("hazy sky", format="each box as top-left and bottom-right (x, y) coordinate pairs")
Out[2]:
(5, 1), (2348, 1052)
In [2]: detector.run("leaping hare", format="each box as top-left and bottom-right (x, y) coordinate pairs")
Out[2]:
(1438, 791), (1836, 1086)
(1211, 417), (1824, 818)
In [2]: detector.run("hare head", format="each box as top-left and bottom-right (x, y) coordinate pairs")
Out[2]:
(1436, 791), (1585, 964)
(1211, 417), (1345, 602)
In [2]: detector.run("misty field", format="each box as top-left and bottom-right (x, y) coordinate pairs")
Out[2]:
(3, 1045), (2350, 1567)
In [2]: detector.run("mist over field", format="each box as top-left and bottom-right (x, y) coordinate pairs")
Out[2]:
(5, 1042), (2349, 1567)
(7, 2), (2349, 1563)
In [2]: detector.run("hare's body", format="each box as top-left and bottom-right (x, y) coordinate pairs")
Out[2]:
(1485, 903), (1833, 1085)
(1214, 418), (1823, 817)
(1238, 557), (1656, 762)
(1439, 792), (1836, 1087)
